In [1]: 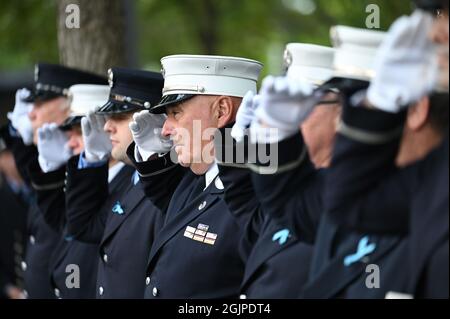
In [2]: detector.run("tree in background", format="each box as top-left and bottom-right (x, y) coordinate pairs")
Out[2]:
(57, 0), (128, 75)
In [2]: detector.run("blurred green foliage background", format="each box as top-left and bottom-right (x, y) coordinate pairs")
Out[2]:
(0, 0), (413, 75)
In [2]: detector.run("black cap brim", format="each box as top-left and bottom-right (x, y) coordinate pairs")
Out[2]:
(317, 77), (370, 95)
(96, 100), (143, 115)
(150, 94), (196, 114)
(414, 0), (447, 12)
(23, 90), (64, 104)
(59, 116), (82, 131)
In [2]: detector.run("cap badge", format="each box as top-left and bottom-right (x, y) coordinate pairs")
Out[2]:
(108, 69), (114, 88)
(283, 49), (293, 70)
(34, 65), (40, 82)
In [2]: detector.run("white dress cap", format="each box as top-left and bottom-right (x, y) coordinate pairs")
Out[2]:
(68, 84), (111, 116)
(284, 43), (336, 86)
(330, 26), (386, 81)
(160, 55), (263, 98)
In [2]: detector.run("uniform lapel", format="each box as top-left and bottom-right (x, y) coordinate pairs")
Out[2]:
(301, 236), (402, 298)
(109, 165), (135, 195)
(164, 172), (198, 223)
(101, 183), (147, 245)
(50, 166), (134, 272)
(241, 221), (299, 290)
(49, 238), (70, 275)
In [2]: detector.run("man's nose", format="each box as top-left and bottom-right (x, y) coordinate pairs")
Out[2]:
(161, 117), (173, 137)
(104, 119), (114, 133)
(28, 106), (37, 121)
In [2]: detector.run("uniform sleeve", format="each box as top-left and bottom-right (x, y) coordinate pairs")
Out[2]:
(126, 142), (185, 213)
(0, 192), (15, 298)
(214, 127), (266, 261)
(325, 100), (413, 235)
(28, 159), (66, 234)
(0, 123), (38, 187)
(250, 133), (323, 244)
(65, 155), (109, 243)
(0, 261), (13, 299)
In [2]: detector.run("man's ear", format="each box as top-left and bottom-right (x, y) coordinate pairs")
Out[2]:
(215, 96), (234, 128)
(407, 96), (430, 131)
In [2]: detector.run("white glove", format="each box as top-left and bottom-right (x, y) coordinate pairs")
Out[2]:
(231, 91), (261, 143)
(367, 10), (438, 113)
(7, 88), (34, 145)
(37, 123), (73, 173)
(252, 75), (321, 143)
(81, 111), (112, 163)
(129, 110), (172, 161)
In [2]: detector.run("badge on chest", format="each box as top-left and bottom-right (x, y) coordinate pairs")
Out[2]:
(183, 223), (218, 246)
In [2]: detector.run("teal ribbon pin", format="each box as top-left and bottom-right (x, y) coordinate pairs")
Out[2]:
(112, 201), (124, 215)
(272, 229), (290, 245)
(344, 236), (376, 267)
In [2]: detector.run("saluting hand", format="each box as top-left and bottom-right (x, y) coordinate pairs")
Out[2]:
(81, 111), (112, 163)
(231, 91), (261, 143)
(7, 88), (34, 146)
(367, 10), (438, 113)
(250, 75), (320, 143)
(129, 110), (172, 161)
(37, 123), (73, 173)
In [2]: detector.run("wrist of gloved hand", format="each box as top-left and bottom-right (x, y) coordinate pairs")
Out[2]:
(231, 91), (260, 143)
(230, 125), (248, 143)
(134, 145), (156, 163)
(254, 106), (301, 140)
(84, 150), (109, 163)
(20, 128), (34, 146)
(250, 119), (298, 144)
(18, 123), (34, 145)
(9, 88), (34, 145)
(38, 155), (65, 173)
(366, 84), (408, 113)
(7, 114), (34, 145)
(129, 112), (172, 157)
